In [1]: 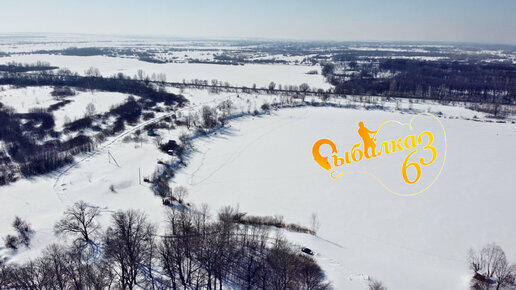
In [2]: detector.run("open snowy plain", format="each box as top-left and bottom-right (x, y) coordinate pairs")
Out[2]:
(0, 39), (515, 289)
(0, 54), (330, 90)
(172, 106), (516, 289)
(0, 89), (514, 289)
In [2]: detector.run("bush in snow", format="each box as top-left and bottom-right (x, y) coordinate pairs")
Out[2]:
(3, 234), (19, 250)
(12, 216), (34, 247)
(369, 279), (388, 290)
(178, 132), (192, 149)
(51, 86), (76, 98)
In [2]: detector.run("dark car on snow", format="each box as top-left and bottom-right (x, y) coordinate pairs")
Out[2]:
(301, 247), (314, 255)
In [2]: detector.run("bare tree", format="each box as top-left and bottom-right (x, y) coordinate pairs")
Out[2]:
(2, 204), (335, 290)
(238, 226), (270, 289)
(184, 112), (199, 129)
(217, 99), (233, 121)
(494, 257), (516, 290)
(54, 201), (101, 244)
(38, 244), (70, 289)
(469, 243), (516, 290)
(66, 243), (114, 290)
(157, 72), (167, 83)
(174, 186), (189, 203)
(160, 209), (202, 289)
(299, 83), (310, 93)
(310, 212), (321, 234)
(268, 81), (276, 92)
(136, 69), (146, 81)
(201, 106), (218, 129)
(85, 67), (101, 77)
(85, 102), (96, 117)
(104, 210), (156, 290)
(6, 260), (45, 289)
(298, 254), (332, 290)
(153, 135), (163, 147)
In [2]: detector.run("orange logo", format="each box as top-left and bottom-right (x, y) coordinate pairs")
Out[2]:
(312, 113), (447, 196)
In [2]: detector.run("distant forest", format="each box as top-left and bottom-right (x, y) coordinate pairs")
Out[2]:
(323, 59), (516, 106)
(18, 44), (516, 108)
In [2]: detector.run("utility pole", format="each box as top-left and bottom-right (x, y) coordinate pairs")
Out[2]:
(108, 151), (120, 167)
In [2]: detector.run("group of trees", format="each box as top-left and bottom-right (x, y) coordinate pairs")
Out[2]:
(468, 243), (516, 289)
(0, 68), (187, 108)
(33, 47), (167, 64)
(0, 105), (69, 179)
(179, 78), (324, 98)
(180, 102), (231, 133)
(1, 202), (331, 290)
(324, 59), (516, 107)
(0, 65), (190, 183)
(0, 99), (96, 178)
(0, 61), (57, 73)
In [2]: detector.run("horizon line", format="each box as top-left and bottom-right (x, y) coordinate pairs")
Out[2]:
(1, 32), (515, 47)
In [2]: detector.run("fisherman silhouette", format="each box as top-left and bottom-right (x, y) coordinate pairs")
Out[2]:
(358, 121), (378, 159)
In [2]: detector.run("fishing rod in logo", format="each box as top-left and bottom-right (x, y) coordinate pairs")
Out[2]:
(312, 113), (447, 196)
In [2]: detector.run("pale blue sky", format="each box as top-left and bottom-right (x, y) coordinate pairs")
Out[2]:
(1, 0), (515, 44)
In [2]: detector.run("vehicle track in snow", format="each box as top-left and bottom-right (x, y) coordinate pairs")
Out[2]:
(188, 108), (311, 186)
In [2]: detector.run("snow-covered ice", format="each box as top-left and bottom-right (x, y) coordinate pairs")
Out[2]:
(0, 91), (514, 289)
(173, 107), (516, 290)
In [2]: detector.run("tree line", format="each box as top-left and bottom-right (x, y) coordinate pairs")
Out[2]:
(1, 202), (331, 290)
(324, 59), (516, 106)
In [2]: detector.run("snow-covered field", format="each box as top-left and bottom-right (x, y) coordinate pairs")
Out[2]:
(0, 86), (58, 113)
(52, 90), (130, 129)
(0, 89), (280, 263)
(0, 54), (331, 89)
(0, 85), (514, 290)
(171, 107), (516, 290)
(0, 86), (130, 129)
